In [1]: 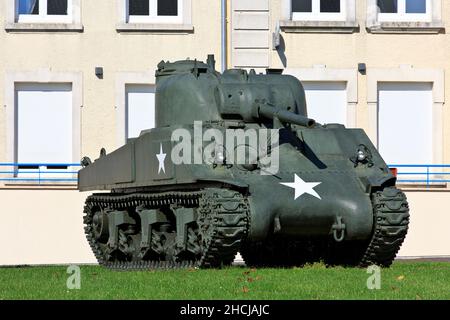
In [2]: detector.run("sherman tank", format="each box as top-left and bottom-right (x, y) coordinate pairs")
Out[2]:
(78, 55), (409, 270)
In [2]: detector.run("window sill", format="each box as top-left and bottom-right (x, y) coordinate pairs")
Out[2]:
(366, 21), (445, 34)
(279, 20), (359, 33)
(116, 23), (194, 33)
(0, 182), (77, 190)
(5, 22), (84, 32)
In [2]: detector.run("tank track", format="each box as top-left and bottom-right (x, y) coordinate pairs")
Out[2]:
(197, 189), (250, 268)
(83, 188), (249, 270)
(358, 187), (410, 267)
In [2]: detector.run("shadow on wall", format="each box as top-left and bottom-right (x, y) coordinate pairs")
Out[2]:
(276, 34), (287, 68)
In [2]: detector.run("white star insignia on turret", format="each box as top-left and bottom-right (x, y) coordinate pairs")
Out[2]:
(156, 143), (167, 174)
(280, 174), (322, 200)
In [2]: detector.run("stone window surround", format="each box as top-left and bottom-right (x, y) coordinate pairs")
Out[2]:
(116, 0), (193, 33)
(5, 0), (83, 32)
(366, 65), (444, 165)
(284, 66), (358, 127)
(366, 0), (444, 33)
(4, 69), (83, 180)
(115, 72), (156, 147)
(280, 0), (359, 33)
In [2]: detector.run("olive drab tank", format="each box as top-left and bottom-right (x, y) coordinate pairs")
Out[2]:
(79, 55), (409, 269)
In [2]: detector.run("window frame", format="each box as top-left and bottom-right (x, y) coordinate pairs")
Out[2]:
(284, 67), (358, 128)
(366, 66), (444, 172)
(115, 72), (156, 146)
(125, 84), (156, 141)
(4, 70), (82, 186)
(301, 81), (349, 126)
(291, 0), (347, 22)
(377, 0), (431, 22)
(15, 82), (74, 179)
(16, 0), (73, 24)
(126, 0), (183, 24)
(366, 0), (443, 33)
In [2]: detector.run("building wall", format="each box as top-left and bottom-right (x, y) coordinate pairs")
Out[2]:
(1, 2), (448, 166)
(228, 1), (448, 169)
(267, 0), (449, 163)
(231, 0), (271, 68)
(0, 190), (96, 265)
(0, 0), (222, 161)
(398, 191), (450, 257)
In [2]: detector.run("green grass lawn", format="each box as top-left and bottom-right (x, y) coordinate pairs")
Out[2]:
(0, 262), (449, 300)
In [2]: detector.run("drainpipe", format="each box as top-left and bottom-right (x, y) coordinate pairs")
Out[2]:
(221, 0), (227, 72)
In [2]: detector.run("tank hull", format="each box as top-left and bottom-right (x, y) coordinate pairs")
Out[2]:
(79, 124), (391, 243)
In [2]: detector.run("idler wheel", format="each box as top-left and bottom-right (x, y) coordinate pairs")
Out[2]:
(92, 210), (109, 243)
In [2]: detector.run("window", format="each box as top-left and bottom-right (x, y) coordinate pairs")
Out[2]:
(127, 0), (182, 23)
(377, 0), (431, 22)
(280, 0), (357, 33)
(17, 0), (72, 23)
(291, 0), (346, 21)
(378, 82), (433, 178)
(15, 83), (73, 177)
(303, 82), (347, 126)
(125, 85), (155, 140)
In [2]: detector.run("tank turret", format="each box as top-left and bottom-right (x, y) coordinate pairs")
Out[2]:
(154, 59), (309, 127)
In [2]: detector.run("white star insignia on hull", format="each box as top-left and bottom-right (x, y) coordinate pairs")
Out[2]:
(156, 143), (167, 174)
(280, 174), (322, 200)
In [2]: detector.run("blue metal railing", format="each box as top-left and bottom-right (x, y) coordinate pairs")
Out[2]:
(0, 163), (81, 184)
(0, 162), (448, 187)
(388, 164), (450, 187)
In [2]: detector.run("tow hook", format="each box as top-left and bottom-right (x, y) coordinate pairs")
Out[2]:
(332, 216), (346, 242)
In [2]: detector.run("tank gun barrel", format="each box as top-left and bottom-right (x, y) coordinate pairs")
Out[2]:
(257, 103), (316, 128)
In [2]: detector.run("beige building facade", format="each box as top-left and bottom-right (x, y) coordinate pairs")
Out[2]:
(0, 0), (449, 265)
